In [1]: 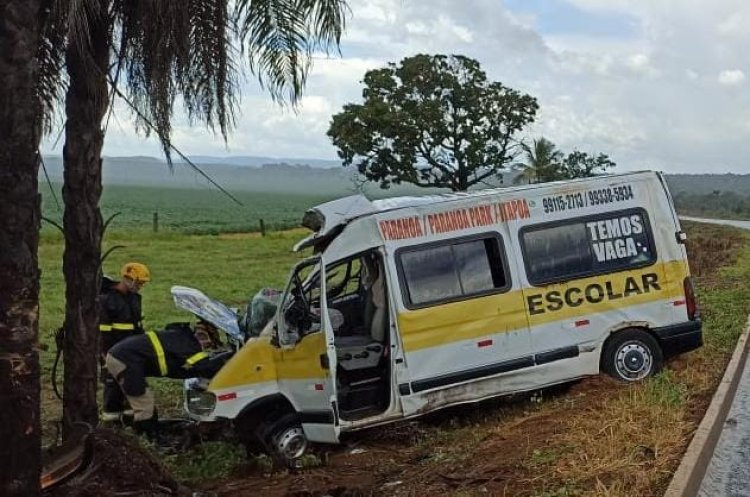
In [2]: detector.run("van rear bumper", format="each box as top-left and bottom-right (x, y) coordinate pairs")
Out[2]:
(653, 320), (703, 357)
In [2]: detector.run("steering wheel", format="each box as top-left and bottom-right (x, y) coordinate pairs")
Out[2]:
(285, 275), (314, 332)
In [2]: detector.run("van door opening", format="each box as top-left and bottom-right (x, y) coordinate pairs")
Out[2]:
(324, 251), (391, 421)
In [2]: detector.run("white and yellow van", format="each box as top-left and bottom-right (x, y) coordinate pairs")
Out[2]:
(184, 170), (701, 465)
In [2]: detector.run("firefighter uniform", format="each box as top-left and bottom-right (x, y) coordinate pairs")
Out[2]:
(105, 322), (224, 433)
(99, 281), (144, 417)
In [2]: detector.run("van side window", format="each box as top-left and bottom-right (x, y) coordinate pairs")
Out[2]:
(398, 236), (508, 308)
(520, 209), (656, 285)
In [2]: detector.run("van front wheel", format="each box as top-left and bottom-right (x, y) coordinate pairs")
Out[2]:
(263, 413), (308, 468)
(602, 329), (663, 382)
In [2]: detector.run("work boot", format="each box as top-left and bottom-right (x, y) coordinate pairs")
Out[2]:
(133, 416), (178, 454)
(133, 416), (160, 440)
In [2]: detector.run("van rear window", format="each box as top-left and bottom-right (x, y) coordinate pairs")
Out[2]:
(397, 235), (509, 308)
(520, 209), (656, 285)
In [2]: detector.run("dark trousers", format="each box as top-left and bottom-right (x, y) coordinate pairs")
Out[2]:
(102, 367), (128, 413)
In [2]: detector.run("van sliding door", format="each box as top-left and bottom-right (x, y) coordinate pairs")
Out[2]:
(393, 231), (533, 415)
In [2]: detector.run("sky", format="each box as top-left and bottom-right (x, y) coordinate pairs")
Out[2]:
(41, 0), (750, 174)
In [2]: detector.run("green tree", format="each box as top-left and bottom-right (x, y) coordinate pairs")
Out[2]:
(514, 138), (615, 184)
(513, 137), (563, 184)
(42, 0), (347, 435)
(560, 150), (615, 178)
(0, 2), (52, 495)
(328, 54), (539, 192)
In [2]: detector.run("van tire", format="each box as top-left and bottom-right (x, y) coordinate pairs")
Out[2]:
(602, 329), (663, 382)
(261, 413), (308, 469)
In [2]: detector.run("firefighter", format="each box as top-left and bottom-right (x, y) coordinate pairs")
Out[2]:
(104, 320), (224, 438)
(99, 262), (150, 421)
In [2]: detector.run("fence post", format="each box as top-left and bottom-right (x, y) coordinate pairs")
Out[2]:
(153, 212), (159, 233)
(259, 219), (266, 237)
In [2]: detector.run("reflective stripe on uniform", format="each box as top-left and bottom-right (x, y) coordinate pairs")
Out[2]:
(112, 323), (135, 330)
(183, 351), (208, 369)
(100, 322), (135, 332)
(146, 331), (168, 376)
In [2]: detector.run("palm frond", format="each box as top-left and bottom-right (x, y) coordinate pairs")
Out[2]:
(113, 0), (238, 163)
(184, 0), (238, 137)
(234, 0), (347, 103)
(39, 0), (344, 160)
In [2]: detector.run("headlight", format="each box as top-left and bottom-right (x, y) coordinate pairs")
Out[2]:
(186, 388), (216, 416)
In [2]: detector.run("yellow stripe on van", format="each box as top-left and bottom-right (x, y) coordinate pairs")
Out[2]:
(526, 260), (686, 327)
(398, 291), (529, 352)
(398, 260), (689, 352)
(209, 331), (328, 390)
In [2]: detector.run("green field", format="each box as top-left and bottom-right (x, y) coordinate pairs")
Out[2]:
(42, 183), (336, 234)
(39, 229), (309, 341)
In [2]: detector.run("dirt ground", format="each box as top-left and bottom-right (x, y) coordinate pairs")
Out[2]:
(46, 429), (191, 497)
(201, 379), (627, 497)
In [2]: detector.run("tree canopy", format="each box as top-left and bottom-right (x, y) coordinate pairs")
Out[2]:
(328, 54), (539, 192)
(514, 137), (615, 184)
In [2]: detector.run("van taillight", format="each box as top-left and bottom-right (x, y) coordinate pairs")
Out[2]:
(683, 277), (699, 320)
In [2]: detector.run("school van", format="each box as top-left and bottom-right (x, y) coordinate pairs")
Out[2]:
(184, 170), (701, 465)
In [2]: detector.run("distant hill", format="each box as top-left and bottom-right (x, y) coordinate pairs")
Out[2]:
(41, 155), (357, 196)
(179, 155), (341, 168)
(664, 174), (750, 196)
(43, 157), (747, 201)
(40, 155), (510, 197)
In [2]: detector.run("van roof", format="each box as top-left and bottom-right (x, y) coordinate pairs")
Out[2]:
(370, 170), (656, 213)
(294, 170), (658, 252)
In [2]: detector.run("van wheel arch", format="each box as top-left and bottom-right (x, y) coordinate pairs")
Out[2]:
(233, 394), (308, 467)
(234, 395), (296, 453)
(601, 327), (664, 382)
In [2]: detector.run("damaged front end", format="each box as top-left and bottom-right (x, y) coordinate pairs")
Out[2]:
(171, 286), (244, 421)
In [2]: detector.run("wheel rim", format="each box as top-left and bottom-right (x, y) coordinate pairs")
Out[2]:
(614, 341), (653, 381)
(275, 426), (307, 461)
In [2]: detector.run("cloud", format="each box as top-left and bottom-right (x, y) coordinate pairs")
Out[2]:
(625, 53), (657, 76)
(718, 69), (745, 85)
(40, 0), (750, 174)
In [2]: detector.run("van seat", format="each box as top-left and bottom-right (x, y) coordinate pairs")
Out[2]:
(335, 335), (383, 370)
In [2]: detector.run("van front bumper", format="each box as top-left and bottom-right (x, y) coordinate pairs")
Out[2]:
(653, 320), (703, 358)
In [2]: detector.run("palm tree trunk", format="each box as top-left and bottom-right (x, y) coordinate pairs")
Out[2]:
(61, 0), (110, 437)
(0, 1), (46, 495)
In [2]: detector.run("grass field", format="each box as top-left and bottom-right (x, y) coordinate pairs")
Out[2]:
(41, 183), (335, 234)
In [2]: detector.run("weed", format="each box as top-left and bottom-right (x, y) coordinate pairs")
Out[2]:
(643, 370), (686, 408)
(160, 441), (246, 483)
(530, 448), (559, 466)
(298, 453), (324, 468)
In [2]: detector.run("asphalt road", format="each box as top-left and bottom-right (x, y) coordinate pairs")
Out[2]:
(687, 215), (750, 497)
(698, 354), (750, 497)
(680, 216), (750, 231)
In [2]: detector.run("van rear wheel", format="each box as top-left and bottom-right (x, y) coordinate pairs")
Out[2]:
(602, 329), (663, 382)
